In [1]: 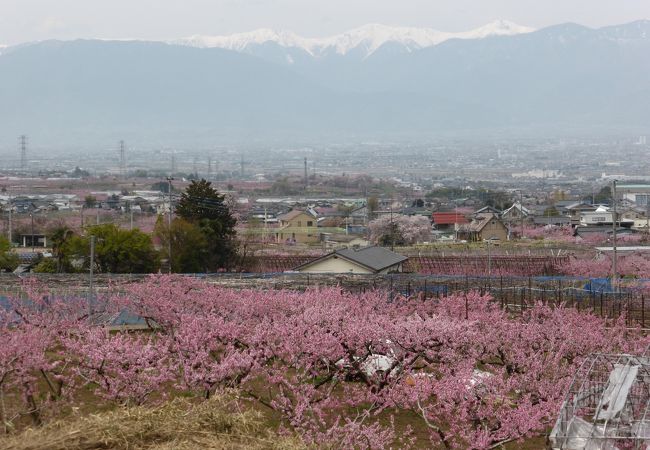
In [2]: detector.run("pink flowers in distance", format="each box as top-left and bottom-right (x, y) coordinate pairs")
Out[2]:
(0, 275), (647, 448)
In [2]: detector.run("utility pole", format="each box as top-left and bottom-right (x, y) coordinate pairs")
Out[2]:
(19, 135), (27, 172)
(304, 157), (308, 188)
(7, 196), (12, 244)
(207, 156), (212, 180)
(264, 206), (268, 242)
(89, 235), (95, 314)
(166, 177), (174, 274)
(646, 199), (649, 236)
(487, 238), (492, 277)
(612, 180), (618, 292)
(119, 140), (126, 179)
(130, 209), (134, 231)
(390, 202), (395, 251)
(30, 213), (34, 253)
(520, 190), (525, 239)
(80, 206), (84, 231)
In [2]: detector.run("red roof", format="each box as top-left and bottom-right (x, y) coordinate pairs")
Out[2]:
(432, 212), (469, 225)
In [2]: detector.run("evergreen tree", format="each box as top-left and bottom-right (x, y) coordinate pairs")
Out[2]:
(176, 179), (237, 270)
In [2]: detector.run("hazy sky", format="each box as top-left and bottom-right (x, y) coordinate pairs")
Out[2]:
(1, 0), (649, 45)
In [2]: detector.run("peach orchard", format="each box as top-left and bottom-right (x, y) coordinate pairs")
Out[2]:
(0, 276), (648, 448)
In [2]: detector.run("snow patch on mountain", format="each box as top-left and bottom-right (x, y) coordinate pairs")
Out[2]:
(172, 20), (535, 57)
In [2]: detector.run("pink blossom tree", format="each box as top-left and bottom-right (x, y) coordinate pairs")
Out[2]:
(1, 275), (648, 448)
(62, 328), (174, 405)
(369, 215), (431, 245)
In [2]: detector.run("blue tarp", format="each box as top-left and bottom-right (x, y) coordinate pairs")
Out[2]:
(584, 278), (614, 294)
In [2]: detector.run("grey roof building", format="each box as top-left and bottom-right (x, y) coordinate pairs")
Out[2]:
(294, 246), (408, 274)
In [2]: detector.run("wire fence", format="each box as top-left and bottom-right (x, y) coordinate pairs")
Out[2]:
(0, 272), (648, 328)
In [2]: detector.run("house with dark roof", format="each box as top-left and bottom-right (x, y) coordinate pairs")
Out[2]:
(564, 202), (597, 222)
(472, 206), (502, 218)
(501, 202), (531, 223)
(294, 246), (408, 274)
(574, 226), (637, 240)
(457, 213), (509, 242)
(533, 216), (572, 226)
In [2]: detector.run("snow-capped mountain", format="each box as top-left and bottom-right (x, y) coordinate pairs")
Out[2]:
(1, 20), (649, 145)
(172, 20), (534, 58)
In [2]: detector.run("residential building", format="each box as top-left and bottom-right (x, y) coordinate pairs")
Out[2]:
(275, 209), (320, 244)
(564, 202), (597, 222)
(472, 206), (502, 218)
(580, 205), (634, 227)
(432, 212), (469, 233)
(294, 246), (408, 274)
(457, 213), (509, 242)
(501, 202), (531, 223)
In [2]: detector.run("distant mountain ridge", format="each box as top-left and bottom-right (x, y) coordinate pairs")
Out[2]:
(0, 20), (649, 145)
(170, 20), (534, 58)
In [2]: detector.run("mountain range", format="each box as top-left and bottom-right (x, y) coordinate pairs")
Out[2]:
(0, 20), (649, 146)
(171, 20), (534, 59)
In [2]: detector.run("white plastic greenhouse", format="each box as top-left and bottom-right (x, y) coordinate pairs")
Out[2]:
(550, 353), (650, 450)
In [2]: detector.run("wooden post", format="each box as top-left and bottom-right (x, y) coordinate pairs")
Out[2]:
(600, 291), (604, 318)
(591, 290), (595, 313)
(642, 295), (645, 329)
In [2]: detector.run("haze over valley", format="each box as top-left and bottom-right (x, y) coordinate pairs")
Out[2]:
(1, 20), (649, 150)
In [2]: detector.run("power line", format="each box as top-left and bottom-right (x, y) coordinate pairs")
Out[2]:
(172, 197), (231, 214)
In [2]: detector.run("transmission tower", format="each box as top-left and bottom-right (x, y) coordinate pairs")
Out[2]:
(207, 156), (212, 180)
(304, 157), (308, 188)
(119, 140), (126, 178)
(19, 135), (27, 171)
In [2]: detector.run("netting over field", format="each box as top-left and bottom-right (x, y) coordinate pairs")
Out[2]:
(551, 353), (650, 450)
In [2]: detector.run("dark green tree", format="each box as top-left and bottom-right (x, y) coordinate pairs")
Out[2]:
(151, 181), (176, 193)
(591, 186), (612, 204)
(84, 195), (97, 208)
(367, 196), (379, 220)
(48, 225), (75, 272)
(155, 217), (210, 273)
(33, 258), (58, 273)
(176, 179), (237, 270)
(66, 224), (159, 273)
(0, 236), (19, 272)
(543, 206), (560, 217)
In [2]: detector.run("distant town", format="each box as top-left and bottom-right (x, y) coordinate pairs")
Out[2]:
(0, 135), (648, 275)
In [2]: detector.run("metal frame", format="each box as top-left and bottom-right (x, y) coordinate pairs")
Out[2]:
(551, 352), (650, 449)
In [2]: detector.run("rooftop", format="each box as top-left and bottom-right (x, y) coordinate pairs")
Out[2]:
(295, 246), (408, 272)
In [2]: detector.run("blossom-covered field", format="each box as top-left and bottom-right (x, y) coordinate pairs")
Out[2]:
(1, 276), (647, 448)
